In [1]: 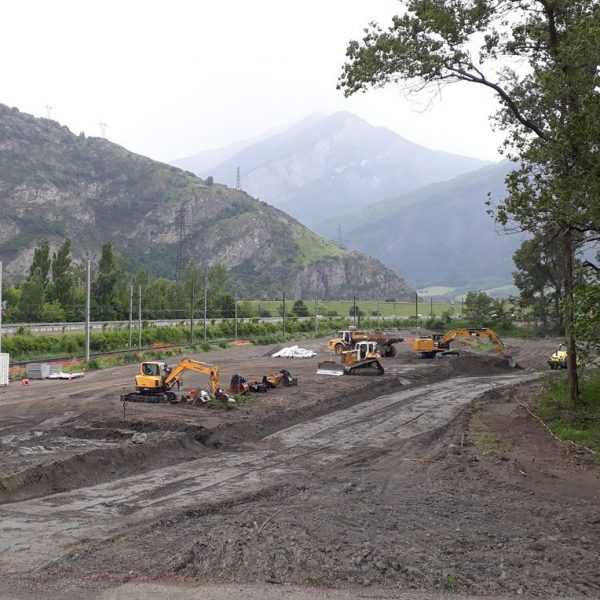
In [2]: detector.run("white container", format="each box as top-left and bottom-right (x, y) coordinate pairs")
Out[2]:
(0, 353), (9, 386)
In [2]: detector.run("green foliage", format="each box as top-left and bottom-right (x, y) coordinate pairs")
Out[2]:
(292, 299), (309, 317)
(29, 239), (51, 287)
(536, 371), (600, 457)
(18, 267), (45, 321)
(41, 300), (66, 322)
(49, 237), (74, 310)
(513, 236), (567, 333)
(463, 291), (509, 328)
(92, 242), (126, 320)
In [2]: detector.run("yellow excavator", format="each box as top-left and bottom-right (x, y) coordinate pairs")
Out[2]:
(413, 327), (507, 358)
(121, 357), (220, 403)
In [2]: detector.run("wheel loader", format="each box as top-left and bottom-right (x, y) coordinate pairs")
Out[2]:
(317, 341), (384, 376)
(121, 357), (222, 403)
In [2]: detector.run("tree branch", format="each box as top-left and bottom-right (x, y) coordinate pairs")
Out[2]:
(447, 65), (547, 139)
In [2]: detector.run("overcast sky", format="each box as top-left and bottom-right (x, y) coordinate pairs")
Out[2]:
(2, 0), (505, 163)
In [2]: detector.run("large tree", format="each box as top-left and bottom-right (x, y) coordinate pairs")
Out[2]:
(49, 237), (75, 313)
(92, 243), (126, 320)
(512, 236), (567, 332)
(339, 0), (600, 406)
(29, 239), (51, 288)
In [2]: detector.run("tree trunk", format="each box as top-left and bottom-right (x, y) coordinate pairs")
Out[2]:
(562, 230), (580, 408)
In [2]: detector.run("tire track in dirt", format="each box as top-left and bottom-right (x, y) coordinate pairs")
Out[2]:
(0, 371), (539, 574)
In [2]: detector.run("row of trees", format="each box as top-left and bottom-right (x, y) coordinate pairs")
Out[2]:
(339, 0), (600, 406)
(2, 240), (320, 324)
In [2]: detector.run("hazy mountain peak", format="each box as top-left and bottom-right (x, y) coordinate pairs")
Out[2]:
(180, 111), (489, 230)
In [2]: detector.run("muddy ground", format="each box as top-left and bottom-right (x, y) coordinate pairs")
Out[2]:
(0, 334), (598, 599)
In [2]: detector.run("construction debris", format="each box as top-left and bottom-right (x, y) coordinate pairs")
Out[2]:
(271, 345), (316, 358)
(263, 369), (297, 388)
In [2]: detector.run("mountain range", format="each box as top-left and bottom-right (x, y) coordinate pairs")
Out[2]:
(173, 112), (522, 291)
(173, 112), (490, 230)
(324, 161), (526, 290)
(0, 104), (413, 301)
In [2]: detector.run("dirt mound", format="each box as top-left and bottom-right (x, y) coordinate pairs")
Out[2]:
(436, 352), (519, 377)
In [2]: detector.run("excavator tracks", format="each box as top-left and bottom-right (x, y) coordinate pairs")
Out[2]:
(120, 391), (178, 404)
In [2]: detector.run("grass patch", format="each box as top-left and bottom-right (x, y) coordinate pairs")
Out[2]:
(444, 574), (459, 590)
(470, 432), (510, 455)
(535, 371), (600, 460)
(304, 574), (335, 588)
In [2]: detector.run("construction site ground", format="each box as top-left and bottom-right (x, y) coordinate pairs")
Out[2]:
(0, 334), (598, 600)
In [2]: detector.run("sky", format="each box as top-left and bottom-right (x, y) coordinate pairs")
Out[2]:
(1, 0), (505, 163)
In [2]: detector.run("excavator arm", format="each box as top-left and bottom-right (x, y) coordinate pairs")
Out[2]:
(414, 327), (506, 357)
(439, 328), (506, 350)
(165, 358), (220, 393)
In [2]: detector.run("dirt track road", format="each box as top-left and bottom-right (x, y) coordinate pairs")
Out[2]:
(0, 336), (598, 599)
(1, 372), (538, 573)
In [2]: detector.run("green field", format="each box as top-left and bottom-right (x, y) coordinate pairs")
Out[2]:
(243, 299), (457, 319)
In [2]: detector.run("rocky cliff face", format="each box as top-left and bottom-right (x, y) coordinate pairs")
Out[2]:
(0, 104), (413, 300)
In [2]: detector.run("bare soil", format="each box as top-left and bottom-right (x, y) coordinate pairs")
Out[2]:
(0, 334), (598, 599)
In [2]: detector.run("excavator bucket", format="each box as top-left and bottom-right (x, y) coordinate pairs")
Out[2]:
(316, 360), (346, 376)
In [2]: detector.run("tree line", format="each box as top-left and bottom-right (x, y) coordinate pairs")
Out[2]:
(1, 239), (318, 324)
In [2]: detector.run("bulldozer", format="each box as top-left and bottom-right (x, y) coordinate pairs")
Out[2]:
(413, 327), (507, 358)
(327, 330), (403, 357)
(121, 357), (221, 403)
(317, 341), (384, 376)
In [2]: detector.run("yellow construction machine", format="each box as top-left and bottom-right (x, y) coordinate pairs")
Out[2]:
(547, 343), (568, 369)
(327, 330), (403, 357)
(413, 327), (507, 359)
(317, 341), (385, 376)
(121, 357), (221, 403)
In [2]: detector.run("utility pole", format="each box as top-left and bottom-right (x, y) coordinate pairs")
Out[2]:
(314, 298), (318, 337)
(190, 284), (195, 345)
(377, 298), (380, 328)
(234, 290), (238, 341)
(85, 260), (91, 361)
(138, 285), (142, 349)
(175, 204), (188, 281)
(353, 295), (357, 327)
(203, 276), (208, 342)
(430, 297), (433, 321)
(235, 166), (241, 190)
(128, 285), (133, 349)
(415, 293), (419, 332)
(282, 292), (286, 340)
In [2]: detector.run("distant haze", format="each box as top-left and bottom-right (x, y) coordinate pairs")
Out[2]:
(172, 112), (491, 229)
(1, 0), (505, 164)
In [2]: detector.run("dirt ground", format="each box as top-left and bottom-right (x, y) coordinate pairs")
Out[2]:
(0, 334), (598, 599)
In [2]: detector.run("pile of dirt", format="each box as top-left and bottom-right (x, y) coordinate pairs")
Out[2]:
(435, 352), (520, 377)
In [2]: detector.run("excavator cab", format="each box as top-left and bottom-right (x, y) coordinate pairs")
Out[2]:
(136, 361), (169, 391)
(339, 331), (352, 345)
